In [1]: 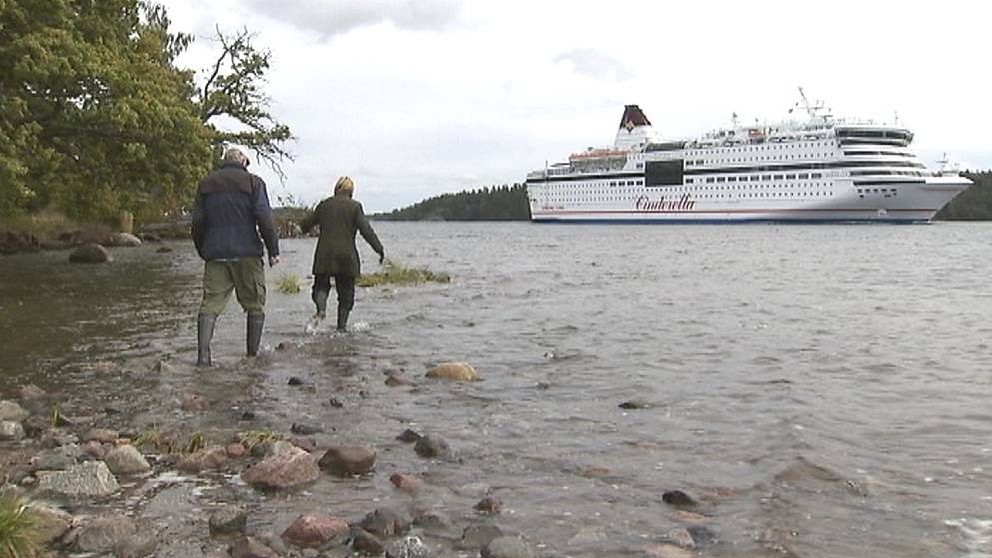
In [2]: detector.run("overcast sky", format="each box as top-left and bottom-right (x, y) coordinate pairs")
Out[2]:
(161, 0), (992, 213)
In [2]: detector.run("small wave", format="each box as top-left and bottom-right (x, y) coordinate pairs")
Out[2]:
(945, 518), (992, 557)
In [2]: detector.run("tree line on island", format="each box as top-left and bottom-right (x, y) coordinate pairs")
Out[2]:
(372, 172), (992, 221)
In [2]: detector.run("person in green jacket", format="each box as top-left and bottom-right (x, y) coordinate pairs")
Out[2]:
(301, 176), (384, 331)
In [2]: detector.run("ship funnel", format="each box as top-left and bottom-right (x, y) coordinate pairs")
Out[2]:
(614, 104), (657, 150)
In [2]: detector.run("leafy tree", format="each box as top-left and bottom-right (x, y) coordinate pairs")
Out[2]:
(193, 27), (293, 179)
(935, 171), (992, 220)
(0, 0), (213, 220)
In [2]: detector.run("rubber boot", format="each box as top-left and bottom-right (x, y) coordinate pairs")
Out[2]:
(197, 313), (217, 367)
(312, 289), (328, 319)
(247, 313), (265, 357)
(336, 305), (350, 332)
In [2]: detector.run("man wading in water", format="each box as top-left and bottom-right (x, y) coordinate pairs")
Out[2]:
(301, 176), (384, 332)
(192, 148), (280, 366)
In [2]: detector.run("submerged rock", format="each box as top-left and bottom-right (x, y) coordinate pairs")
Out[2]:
(352, 527), (385, 554)
(176, 445), (229, 472)
(209, 506), (248, 535)
(69, 243), (112, 264)
(318, 446), (376, 475)
(645, 543), (695, 558)
(359, 507), (411, 537)
(389, 473), (422, 493)
(36, 460), (120, 498)
(230, 536), (280, 558)
(425, 362), (478, 381)
(397, 429), (422, 443)
(414, 435), (451, 459)
(666, 527), (696, 549)
(281, 514), (348, 548)
(482, 535), (535, 558)
(662, 490), (696, 508)
(475, 495), (504, 514)
(459, 523), (504, 550)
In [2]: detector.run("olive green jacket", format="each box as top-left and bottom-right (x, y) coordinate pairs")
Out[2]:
(301, 193), (384, 277)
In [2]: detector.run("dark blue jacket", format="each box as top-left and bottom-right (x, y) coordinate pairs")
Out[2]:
(191, 162), (280, 261)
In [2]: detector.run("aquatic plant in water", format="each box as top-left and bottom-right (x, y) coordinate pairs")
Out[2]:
(357, 260), (451, 287)
(0, 495), (40, 558)
(276, 273), (302, 294)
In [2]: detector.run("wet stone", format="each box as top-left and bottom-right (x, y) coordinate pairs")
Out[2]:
(385, 535), (431, 558)
(414, 435), (450, 459)
(102, 444), (151, 475)
(281, 514), (348, 548)
(351, 527), (384, 554)
(230, 536), (280, 558)
(475, 495), (504, 514)
(36, 460), (120, 498)
(425, 361), (478, 381)
(0, 400), (29, 422)
(389, 472), (422, 493)
(287, 376), (305, 386)
(241, 445), (319, 490)
(32, 445), (81, 471)
(644, 543), (695, 558)
(69, 243), (112, 264)
(619, 399), (652, 410)
(27, 504), (75, 545)
(0, 420), (24, 440)
(482, 535), (535, 558)
(459, 523), (504, 549)
(209, 506), (248, 535)
(181, 393), (209, 412)
(75, 514), (137, 553)
(662, 490), (696, 508)
(17, 384), (46, 401)
(397, 429), (422, 443)
(83, 428), (119, 443)
(318, 446), (376, 475)
(666, 527), (696, 549)
(290, 422), (322, 435)
(359, 507), (411, 537)
(22, 415), (49, 438)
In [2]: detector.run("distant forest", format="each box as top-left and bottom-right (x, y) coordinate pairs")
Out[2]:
(374, 183), (530, 221)
(372, 172), (991, 221)
(935, 171), (992, 220)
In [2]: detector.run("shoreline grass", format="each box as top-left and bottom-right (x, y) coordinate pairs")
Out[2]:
(357, 260), (451, 287)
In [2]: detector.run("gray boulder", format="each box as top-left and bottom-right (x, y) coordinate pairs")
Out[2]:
(69, 243), (112, 263)
(103, 444), (151, 475)
(36, 460), (120, 498)
(0, 420), (24, 440)
(75, 514), (137, 553)
(385, 535), (431, 558)
(0, 400), (28, 422)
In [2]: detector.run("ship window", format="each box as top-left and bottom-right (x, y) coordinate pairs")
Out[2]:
(716, 177), (726, 183)
(706, 177), (715, 183)
(728, 176), (737, 182)
(644, 160), (684, 187)
(773, 174), (784, 180)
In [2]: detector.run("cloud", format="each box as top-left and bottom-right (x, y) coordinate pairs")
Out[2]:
(243, 0), (464, 40)
(554, 48), (632, 81)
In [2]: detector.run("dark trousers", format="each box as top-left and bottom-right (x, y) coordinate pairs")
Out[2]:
(313, 274), (355, 328)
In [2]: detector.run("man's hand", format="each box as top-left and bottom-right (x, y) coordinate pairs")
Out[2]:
(378, 252), (385, 265)
(269, 255), (280, 267)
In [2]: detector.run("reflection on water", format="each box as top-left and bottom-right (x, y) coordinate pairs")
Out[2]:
(2, 222), (992, 557)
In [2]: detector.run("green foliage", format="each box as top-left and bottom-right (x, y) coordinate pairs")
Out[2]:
(0, 495), (40, 558)
(376, 183), (530, 221)
(0, 0), (213, 220)
(358, 260), (451, 287)
(0, 3), (292, 221)
(275, 273), (302, 294)
(194, 27), (294, 179)
(934, 172), (992, 220)
(239, 430), (281, 450)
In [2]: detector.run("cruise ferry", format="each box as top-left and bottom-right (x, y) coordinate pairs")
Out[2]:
(525, 94), (971, 223)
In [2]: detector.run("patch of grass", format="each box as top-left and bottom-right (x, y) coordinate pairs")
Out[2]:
(0, 495), (41, 558)
(275, 273), (302, 294)
(133, 429), (208, 454)
(357, 260), (451, 288)
(239, 430), (282, 451)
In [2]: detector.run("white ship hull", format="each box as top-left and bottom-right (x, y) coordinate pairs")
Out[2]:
(526, 104), (972, 224)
